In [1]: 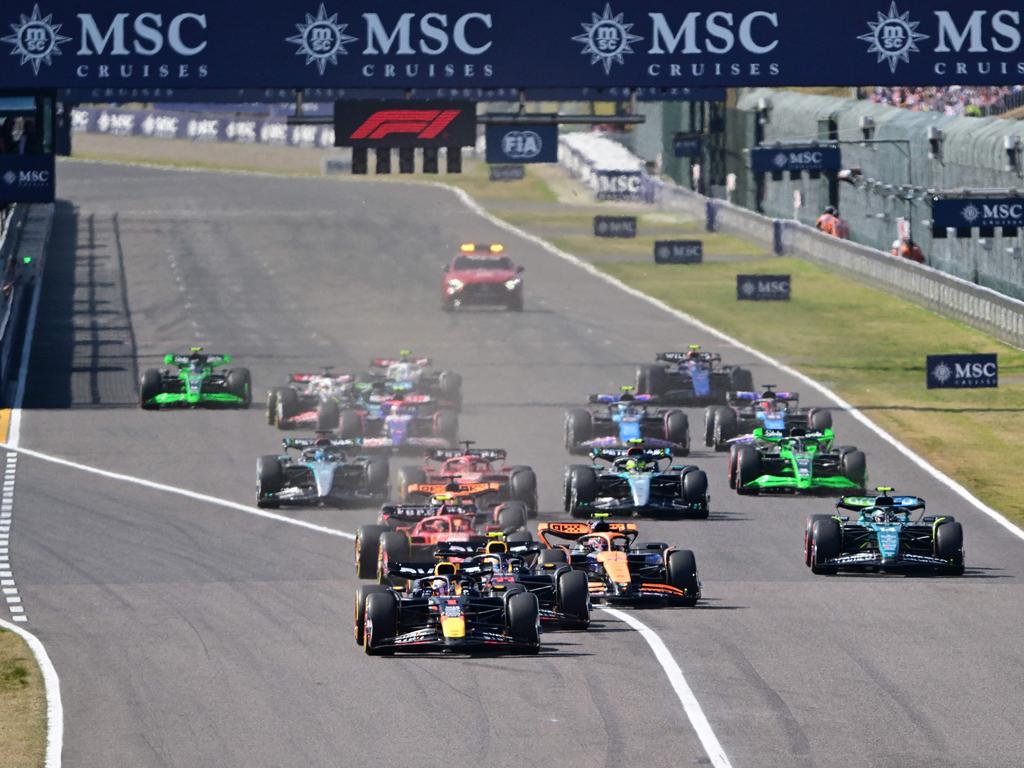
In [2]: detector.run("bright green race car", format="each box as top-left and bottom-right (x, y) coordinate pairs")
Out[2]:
(728, 427), (866, 495)
(139, 347), (251, 410)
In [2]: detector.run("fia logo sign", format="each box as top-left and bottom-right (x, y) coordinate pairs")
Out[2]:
(500, 130), (543, 160)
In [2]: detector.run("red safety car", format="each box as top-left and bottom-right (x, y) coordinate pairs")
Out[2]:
(441, 243), (525, 311)
(397, 442), (538, 516)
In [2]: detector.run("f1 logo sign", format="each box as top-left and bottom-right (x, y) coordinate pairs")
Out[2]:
(350, 109), (460, 140)
(334, 100), (476, 148)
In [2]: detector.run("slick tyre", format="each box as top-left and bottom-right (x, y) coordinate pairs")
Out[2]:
(498, 501), (529, 533)
(735, 445), (762, 495)
(804, 515), (833, 567)
(316, 399), (340, 431)
(397, 466), (428, 502)
(556, 569), (591, 629)
(810, 519), (842, 575)
(438, 370), (463, 407)
(507, 591), (540, 653)
(378, 531), (411, 582)
(727, 444), (741, 490)
(226, 368), (252, 408)
(841, 450), (867, 491)
(667, 549), (700, 606)
(363, 592), (398, 656)
(266, 388), (281, 425)
(139, 369), (162, 410)
(355, 524), (387, 580)
(681, 469), (709, 518)
(365, 458), (390, 498)
(257, 455), (283, 508)
(432, 409), (459, 445)
(713, 407), (738, 451)
(354, 584), (391, 646)
(508, 466), (538, 516)
(808, 408), (833, 431)
(538, 548), (569, 565)
(567, 465), (598, 518)
(564, 409), (593, 453)
(664, 410), (690, 455)
(730, 367), (754, 392)
(636, 365), (669, 396)
(338, 409), (363, 440)
(704, 406), (721, 447)
(934, 521), (965, 574)
(275, 387), (299, 427)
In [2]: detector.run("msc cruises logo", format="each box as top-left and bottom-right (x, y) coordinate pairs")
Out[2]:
(3, 4), (71, 75)
(287, 3), (357, 75)
(573, 4), (642, 74)
(858, 2), (928, 73)
(930, 362), (953, 385)
(960, 203), (982, 224)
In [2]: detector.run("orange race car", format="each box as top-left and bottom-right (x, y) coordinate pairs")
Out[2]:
(397, 442), (538, 516)
(533, 517), (701, 606)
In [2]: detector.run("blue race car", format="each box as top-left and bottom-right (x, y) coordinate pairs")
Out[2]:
(564, 387), (689, 456)
(635, 345), (753, 405)
(804, 487), (965, 575)
(563, 443), (709, 519)
(705, 385), (832, 451)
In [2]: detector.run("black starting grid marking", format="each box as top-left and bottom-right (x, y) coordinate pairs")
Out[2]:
(0, 452), (24, 623)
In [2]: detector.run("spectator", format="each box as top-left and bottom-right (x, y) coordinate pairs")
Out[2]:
(816, 206), (850, 239)
(868, 85), (1020, 116)
(891, 237), (925, 264)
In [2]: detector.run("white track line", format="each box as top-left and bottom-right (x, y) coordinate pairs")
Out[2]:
(601, 607), (732, 768)
(444, 184), (1024, 544)
(0, 617), (62, 768)
(0, 443), (354, 541)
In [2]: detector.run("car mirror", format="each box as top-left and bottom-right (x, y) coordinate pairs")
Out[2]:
(516, 265), (525, 273)
(442, 264), (450, 272)
(163, 354), (173, 365)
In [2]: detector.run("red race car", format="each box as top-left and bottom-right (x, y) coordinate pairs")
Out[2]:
(441, 243), (524, 312)
(397, 442), (538, 517)
(353, 494), (531, 580)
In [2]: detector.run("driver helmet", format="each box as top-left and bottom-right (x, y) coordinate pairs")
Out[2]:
(686, 345), (702, 360)
(585, 537), (607, 553)
(431, 577), (449, 596)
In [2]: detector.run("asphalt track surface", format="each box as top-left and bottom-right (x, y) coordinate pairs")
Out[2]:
(8, 160), (1024, 768)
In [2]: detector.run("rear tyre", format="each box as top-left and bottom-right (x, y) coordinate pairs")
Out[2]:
(266, 388), (281, 425)
(316, 399), (340, 431)
(934, 521), (965, 574)
(397, 466), (428, 502)
(276, 387), (299, 427)
(378, 531), (411, 582)
(810, 519), (842, 575)
(727, 444), (740, 490)
(438, 370), (463, 407)
(498, 501), (528, 533)
(506, 531), (533, 544)
(226, 368), (252, 408)
(363, 592), (398, 655)
(681, 470), (709, 518)
(636, 365), (669, 397)
(507, 293), (524, 312)
(564, 409), (593, 453)
(355, 524), (388, 580)
(139, 369), (163, 410)
(663, 410), (690, 455)
(338, 409), (363, 440)
(354, 584), (391, 646)
(364, 458), (390, 498)
(539, 548), (568, 565)
(556, 569), (591, 629)
(735, 445), (762, 495)
(808, 408), (833, 431)
(666, 549), (700, 606)
(432, 409), (459, 445)
(509, 466), (538, 516)
(257, 455), (283, 508)
(567, 466), (598, 518)
(703, 407), (721, 447)
(730, 367), (754, 392)
(804, 515), (833, 567)
(506, 591), (540, 652)
(713, 408), (738, 451)
(840, 450), (867, 490)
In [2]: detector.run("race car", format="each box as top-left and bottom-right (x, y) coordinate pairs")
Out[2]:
(804, 487), (965, 575)
(353, 494), (531, 580)
(397, 443), (538, 516)
(358, 351), (463, 410)
(267, 368), (354, 430)
(564, 387), (690, 455)
(256, 436), (389, 508)
(704, 385), (832, 451)
(139, 347), (251, 409)
(635, 345), (753, 405)
(441, 243), (524, 312)
(728, 427), (866, 495)
(563, 443), (709, 519)
(355, 561), (541, 655)
(534, 517), (701, 606)
(335, 388), (459, 452)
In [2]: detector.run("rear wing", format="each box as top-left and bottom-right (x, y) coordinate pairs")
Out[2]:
(656, 351), (720, 364)
(427, 448), (507, 462)
(385, 561), (447, 580)
(282, 437), (360, 450)
(590, 446), (672, 462)
(289, 372), (353, 384)
(168, 353), (230, 367)
(588, 393), (653, 404)
(371, 357), (431, 368)
(752, 427), (833, 442)
(730, 389), (798, 402)
(380, 504), (479, 522)
(837, 495), (926, 512)
(537, 520), (638, 545)
(406, 481), (502, 496)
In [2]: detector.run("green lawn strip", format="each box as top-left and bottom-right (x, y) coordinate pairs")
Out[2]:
(598, 258), (1024, 525)
(70, 144), (1024, 526)
(0, 629), (46, 768)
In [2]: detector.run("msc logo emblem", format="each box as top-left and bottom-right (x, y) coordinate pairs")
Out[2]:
(858, 2), (928, 73)
(287, 3), (357, 75)
(2, 171), (16, 186)
(2, 4), (71, 75)
(960, 203), (981, 224)
(573, 3), (642, 75)
(772, 152), (789, 169)
(930, 362), (952, 385)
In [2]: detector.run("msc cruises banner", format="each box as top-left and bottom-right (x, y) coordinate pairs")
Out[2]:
(2, 3), (1024, 89)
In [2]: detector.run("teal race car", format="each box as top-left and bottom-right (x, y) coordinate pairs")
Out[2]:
(139, 347), (251, 409)
(804, 487), (965, 575)
(728, 427), (866, 494)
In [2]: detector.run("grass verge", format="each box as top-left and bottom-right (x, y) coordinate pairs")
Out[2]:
(69, 134), (1024, 525)
(0, 628), (47, 768)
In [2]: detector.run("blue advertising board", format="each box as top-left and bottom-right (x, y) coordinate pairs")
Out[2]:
(931, 198), (1024, 231)
(737, 274), (790, 300)
(0, 154), (55, 203)
(485, 124), (558, 164)
(750, 145), (841, 174)
(926, 354), (998, 389)
(3, 3), (1024, 89)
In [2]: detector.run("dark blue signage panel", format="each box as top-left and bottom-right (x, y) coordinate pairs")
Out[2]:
(751, 146), (841, 173)
(0, 154), (55, 203)
(654, 240), (702, 264)
(594, 215), (637, 238)
(737, 274), (790, 300)
(485, 124), (558, 163)
(673, 134), (701, 158)
(932, 198), (1024, 230)
(926, 354), (998, 389)
(4, 3), (1024, 88)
